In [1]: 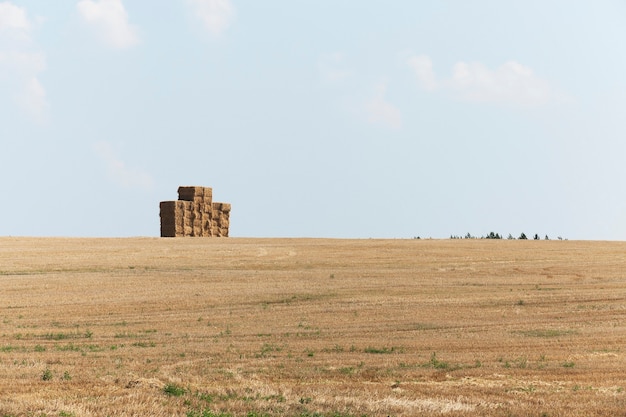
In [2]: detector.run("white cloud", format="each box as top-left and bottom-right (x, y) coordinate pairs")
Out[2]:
(0, 51), (48, 119)
(77, 0), (139, 49)
(94, 141), (154, 190)
(0, 2), (48, 119)
(318, 52), (351, 83)
(366, 81), (402, 129)
(449, 60), (553, 106)
(0, 1), (30, 32)
(187, 0), (235, 36)
(408, 55), (555, 107)
(17, 76), (47, 117)
(407, 54), (437, 91)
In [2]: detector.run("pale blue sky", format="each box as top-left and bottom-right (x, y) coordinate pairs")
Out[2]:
(2, 1), (626, 239)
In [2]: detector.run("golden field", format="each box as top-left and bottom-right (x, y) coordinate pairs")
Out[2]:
(1, 237), (626, 416)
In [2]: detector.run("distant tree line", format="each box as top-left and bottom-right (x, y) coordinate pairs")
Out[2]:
(449, 232), (565, 240)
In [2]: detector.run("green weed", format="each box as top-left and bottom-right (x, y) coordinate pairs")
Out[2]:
(55, 344), (81, 352)
(132, 341), (156, 348)
(163, 383), (186, 396)
(515, 329), (577, 338)
(364, 346), (398, 354)
(0, 345), (19, 353)
(428, 352), (449, 369)
(41, 368), (53, 381)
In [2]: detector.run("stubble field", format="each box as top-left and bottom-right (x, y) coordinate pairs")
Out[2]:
(1, 237), (626, 416)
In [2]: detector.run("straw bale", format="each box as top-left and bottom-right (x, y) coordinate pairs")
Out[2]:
(183, 202), (193, 217)
(193, 218), (202, 236)
(164, 221), (184, 236)
(160, 224), (176, 237)
(160, 224), (177, 237)
(175, 211), (184, 228)
(178, 186), (205, 202)
(166, 215), (177, 224)
(203, 187), (213, 201)
(159, 203), (175, 221)
(160, 215), (174, 234)
(160, 201), (176, 213)
(160, 201), (179, 237)
(161, 186), (228, 237)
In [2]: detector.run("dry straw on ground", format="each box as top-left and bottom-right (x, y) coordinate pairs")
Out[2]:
(1, 237), (626, 416)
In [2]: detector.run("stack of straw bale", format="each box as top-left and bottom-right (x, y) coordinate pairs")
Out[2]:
(211, 202), (231, 237)
(160, 186), (230, 237)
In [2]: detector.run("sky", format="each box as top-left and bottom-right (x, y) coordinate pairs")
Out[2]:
(1, 1), (626, 239)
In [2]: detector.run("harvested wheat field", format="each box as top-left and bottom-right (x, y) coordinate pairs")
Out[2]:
(1, 237), (626, 416)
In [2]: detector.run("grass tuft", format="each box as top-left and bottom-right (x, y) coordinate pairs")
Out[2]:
(41, 368), (53, 381)
(164, 383), (186, 397)
(363, 346), (398, 354)
(516, 329), (578, 338)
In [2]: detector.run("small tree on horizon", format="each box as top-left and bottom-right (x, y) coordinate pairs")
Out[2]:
(519, 233), (528, 240)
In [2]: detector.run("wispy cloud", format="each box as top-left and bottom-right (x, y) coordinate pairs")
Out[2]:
(365, 81), (402, 129)
(448, 60), (554, 106)
(407, 54), (437, 91)
(17, 76), (47, 116)
(408, 54), (557, 107)
(93, 141), (154, 190)
(0, 1), (31, 32)
(186, 0), (235, 36)
(0, 2), (48, 119)
(77, 0), (140, 49)
(318, 52), (351, 83)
